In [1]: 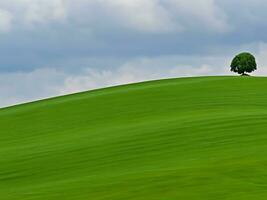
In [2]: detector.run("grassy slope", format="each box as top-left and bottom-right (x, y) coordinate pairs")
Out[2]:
(1, 76), (267, 199)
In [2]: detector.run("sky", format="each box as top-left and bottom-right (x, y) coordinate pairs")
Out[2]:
(1, 0), (267, 107)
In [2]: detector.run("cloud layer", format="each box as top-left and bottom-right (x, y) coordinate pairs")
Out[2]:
(0, 0), (229, 33)
(0, 0), (267, 107)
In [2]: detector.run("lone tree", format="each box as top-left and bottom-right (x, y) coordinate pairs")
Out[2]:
(230, 52), (257, 76)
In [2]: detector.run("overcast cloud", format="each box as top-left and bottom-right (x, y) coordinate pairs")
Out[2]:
(0, 0), (267, 107)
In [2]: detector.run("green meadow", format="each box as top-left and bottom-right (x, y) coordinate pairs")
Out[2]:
(1, 76), (267, 199)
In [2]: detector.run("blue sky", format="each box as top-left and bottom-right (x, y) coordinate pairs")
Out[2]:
(1, 0), (267, 107)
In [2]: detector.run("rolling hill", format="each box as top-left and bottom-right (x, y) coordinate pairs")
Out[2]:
(1, 76), (267, 199)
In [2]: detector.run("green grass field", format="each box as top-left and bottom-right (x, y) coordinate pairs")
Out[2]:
(1, 76), (267, 199)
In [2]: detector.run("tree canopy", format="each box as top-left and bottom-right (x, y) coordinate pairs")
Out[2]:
(230, 52), (257, 75)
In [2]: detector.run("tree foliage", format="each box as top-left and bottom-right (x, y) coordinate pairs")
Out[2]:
(230, 52), (257, 75)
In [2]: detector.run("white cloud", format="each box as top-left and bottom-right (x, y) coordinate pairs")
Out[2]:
(168, 0), (230, 32)
(22, 0), (67, 25)
(0, 0), (67, 28)
(0, 9), (12, 32)
(66, 0), (229, 33)
(97, 0), (181, 33)
(0, 0), (230, 33)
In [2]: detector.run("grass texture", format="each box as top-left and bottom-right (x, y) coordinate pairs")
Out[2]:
(1, 76), (267, 199)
